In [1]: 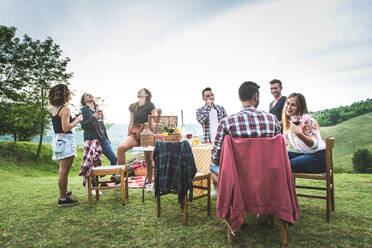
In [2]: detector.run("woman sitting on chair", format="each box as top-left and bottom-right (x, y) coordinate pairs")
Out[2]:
(283, 93), (326, 173)
(117, 88), (161, 165)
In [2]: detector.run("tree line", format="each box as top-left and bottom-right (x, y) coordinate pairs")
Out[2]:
(311, 98), (372, 127)
(0, 25), (72, 158)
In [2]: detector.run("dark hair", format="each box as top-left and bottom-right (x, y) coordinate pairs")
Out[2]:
(269, 79), (282, 87)
(202, 87), (212, 97)
(282, 93), (309, 133)
(133, 88), (152, 112)
(80, 93), (98, 110)
(143, 88), (152, 103)
(49, 84), (70, 106)
(239, 81), (260, 101)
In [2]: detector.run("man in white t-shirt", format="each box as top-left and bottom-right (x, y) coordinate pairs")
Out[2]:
(196, 87), (227, 196)
(196, 87), (227, 143)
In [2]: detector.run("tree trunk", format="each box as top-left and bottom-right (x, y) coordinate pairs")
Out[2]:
(36, 88), (45, 159)
(36, 122), (44, 158)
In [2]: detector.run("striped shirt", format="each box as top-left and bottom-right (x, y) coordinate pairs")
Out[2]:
(211, 106), (281, 163)
(196, 104), (227, 143)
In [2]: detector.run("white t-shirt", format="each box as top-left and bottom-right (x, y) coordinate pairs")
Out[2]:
(209, 107), (218, 142)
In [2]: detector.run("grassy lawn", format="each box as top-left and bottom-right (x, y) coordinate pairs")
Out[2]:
(0, 111), (372, 248)
(0, 167), (371, 247)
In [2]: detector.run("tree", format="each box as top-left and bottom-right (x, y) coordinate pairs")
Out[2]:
(20, 35), (73, 158)
(0, 25), (73, 157)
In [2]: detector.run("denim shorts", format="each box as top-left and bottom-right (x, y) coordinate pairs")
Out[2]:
(51, 133), (76, 160)
(210, 163), (220, 176)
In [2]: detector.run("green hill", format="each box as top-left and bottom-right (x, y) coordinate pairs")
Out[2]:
(320, 112), (372, 172)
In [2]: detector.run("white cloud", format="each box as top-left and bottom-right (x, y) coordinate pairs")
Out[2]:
(2, 0), (371, 123)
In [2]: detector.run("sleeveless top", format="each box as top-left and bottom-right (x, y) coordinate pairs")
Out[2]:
(51, 105), (73, 134)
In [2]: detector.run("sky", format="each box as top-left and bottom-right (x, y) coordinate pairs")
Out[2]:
(1, 0), (372, 124)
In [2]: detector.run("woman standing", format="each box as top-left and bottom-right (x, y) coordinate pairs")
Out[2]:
(117, 88), (161, 165)
(80, 93), (117, 165)
(282, 93), (326, 173)
(49, 84), (83, 207)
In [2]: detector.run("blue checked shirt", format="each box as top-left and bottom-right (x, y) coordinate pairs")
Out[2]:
(196, 104), (227, 143)
(211, 106), (281, 164)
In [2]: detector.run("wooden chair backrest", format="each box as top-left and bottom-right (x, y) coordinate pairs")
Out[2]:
(325, 137), (335, 177)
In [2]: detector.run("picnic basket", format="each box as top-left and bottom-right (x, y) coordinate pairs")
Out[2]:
(148, 115), (181, 142)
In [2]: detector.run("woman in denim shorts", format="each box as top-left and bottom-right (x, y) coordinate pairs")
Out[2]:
(49, 84), (83, 207)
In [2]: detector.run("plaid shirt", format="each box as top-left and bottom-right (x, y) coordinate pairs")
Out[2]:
(79, 140), (102, 186)
(211, 106), (281, 164)
(153, 140), (197, 205)
(196, 104), (227, 143)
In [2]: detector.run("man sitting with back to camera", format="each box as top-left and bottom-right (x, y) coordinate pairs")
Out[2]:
(211, 81), (281, 223)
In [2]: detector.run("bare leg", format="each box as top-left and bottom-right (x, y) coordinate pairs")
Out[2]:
(211, 173), (218, 189)
(58, 156), (75, 199)
(117, 136), (138, 165)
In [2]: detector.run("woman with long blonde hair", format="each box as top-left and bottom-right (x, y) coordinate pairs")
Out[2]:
(282, 93), (326, 173)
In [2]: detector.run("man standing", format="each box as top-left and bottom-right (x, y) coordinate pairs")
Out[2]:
(269, 79), (286, 126)
(211, 81), (281, 188)
(196, 87), (227, 144)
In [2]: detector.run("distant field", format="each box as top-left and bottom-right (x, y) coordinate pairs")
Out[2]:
(320, 112), (372, 172)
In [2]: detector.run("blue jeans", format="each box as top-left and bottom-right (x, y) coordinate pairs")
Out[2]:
(288, 150), (326, 173)
(210, 163), (219, 176)
(100, 139), (117, 165)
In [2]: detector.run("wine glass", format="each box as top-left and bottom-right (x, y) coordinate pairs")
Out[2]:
(291, 115), (301, 126)
(186, 133), (193, 140)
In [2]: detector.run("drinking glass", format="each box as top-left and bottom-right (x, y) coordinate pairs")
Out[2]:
(291, 115), (301, 126)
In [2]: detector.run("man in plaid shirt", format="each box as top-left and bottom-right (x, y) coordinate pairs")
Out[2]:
(196, 87), (227, 143)
(211, 81), (281, 168)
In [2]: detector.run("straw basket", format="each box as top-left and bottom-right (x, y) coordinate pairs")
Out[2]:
(149, 115), (181, 142)
(154, 134), (181, 143)
(148, 115), (178, 133)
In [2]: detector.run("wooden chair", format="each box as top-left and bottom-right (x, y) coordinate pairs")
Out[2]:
(293, 137), (335, 222)
(219, 135), (299, 247)
(156, 172), (211, 226)
(153, 140), (211, 226)
(88, 165), (129, 207)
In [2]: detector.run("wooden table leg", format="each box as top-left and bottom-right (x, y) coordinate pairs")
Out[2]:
(88, 174), (93, 208)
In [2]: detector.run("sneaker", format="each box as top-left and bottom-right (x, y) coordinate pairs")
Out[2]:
(92, 190), (103, 196)
(211, 189), (217, 197)
(67, 191), (72, 197)
(146, 183), (153, 192)
(57, 198), (79, 207)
